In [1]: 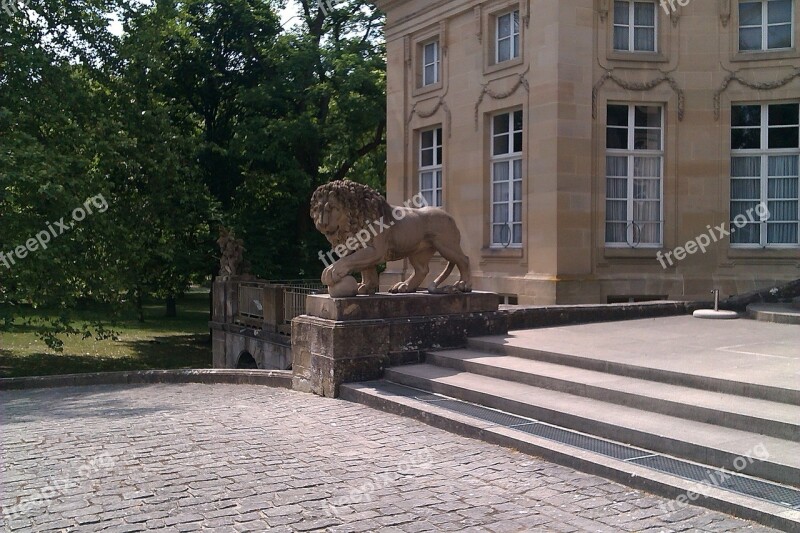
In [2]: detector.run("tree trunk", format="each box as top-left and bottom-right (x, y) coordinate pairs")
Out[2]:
(721, 278), (800, 311)
(166, 295), (177, 318)
(209, 274), (214, 339)
(135, 287), (144, 323)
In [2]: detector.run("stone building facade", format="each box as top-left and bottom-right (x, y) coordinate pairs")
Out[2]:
(375, 0), (800, 304)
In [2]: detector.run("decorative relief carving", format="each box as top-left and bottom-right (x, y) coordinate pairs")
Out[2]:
(474, 66), (531, 128)
(408, 88), (452, 137)
(598, 0), (609, 21)
(592, 69), (686, 121)
(713, 67), (800, 120)
(523, 0), (531, 28)
(475, 5), (482, 42)
(719, 0), (731, 27)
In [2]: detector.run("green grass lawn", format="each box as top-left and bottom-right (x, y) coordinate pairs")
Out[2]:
(0, 288), (212, 378)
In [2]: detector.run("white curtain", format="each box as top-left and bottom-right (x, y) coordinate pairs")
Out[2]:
(613, 1), (629, 50)
(768, 155), (799, 244)
(634, 2), (655, 51)
(730, 156), (761, 243)
(492, 162), (509, 244)
(606, 156), (627, 243)
(633, 156), (661, 244)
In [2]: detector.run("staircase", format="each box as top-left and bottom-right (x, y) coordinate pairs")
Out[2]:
(341, 330), (800, 531)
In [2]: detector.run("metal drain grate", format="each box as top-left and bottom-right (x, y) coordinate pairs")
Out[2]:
(379, 381), (800, 511)
(372, 381), (443, 401)
(630, 454), (720, 483)
(631, 455), (800, 509)
(513, 423), (646, 461)
(427, 399), (534, 427)
(720, 473), (800, 509)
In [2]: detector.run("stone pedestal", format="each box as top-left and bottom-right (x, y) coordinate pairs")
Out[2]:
(291, 291), (505, 397)
(211, 279), (239, 368)
(211, 279), (239, 323)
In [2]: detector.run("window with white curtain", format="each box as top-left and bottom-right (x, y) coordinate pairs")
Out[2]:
(605, 104), (663, 247)
(420, 127), (443, 207)
(738, 0), (793, 51)
(731, 103), (800, 247)
(496, 10), (520, 63)
(491, 110), (523, 247)
(422, 40), (440, 86)
(613, 1), (657, 52)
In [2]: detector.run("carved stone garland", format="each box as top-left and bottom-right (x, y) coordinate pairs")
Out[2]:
(408, 89), (453, 137)
(474, 66), (531, 128)
(713, 68), (800, 120)
(592, 70), (686, 121)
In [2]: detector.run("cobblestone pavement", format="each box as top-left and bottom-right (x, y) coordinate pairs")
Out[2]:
(0, 384), (776, 532)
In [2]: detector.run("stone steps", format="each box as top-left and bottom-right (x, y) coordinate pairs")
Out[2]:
(424, 348), (799, 441)
(340, 380), (800, 531)
(340, 315), (800, 529)
(466, 335), (800, 405)
(384, 363), (800, 488)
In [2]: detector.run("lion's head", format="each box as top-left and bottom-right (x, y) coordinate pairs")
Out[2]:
(310, 180), (393, 247)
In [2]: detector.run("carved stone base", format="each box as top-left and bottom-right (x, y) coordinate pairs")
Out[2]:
(291, 292), (504, 397)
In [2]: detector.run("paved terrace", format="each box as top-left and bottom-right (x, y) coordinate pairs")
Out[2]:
(1, 383), (777, 532)
(491, 315), (800, 392)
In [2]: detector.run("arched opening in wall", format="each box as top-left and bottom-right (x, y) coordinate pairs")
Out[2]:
(236, 352), (258, 369)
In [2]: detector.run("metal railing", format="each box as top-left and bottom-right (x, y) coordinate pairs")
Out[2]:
(235, 279), (325, 334)
(239, 283), (265, 320)
(283, 286), (320, 325)
(268, 279), (326, 290)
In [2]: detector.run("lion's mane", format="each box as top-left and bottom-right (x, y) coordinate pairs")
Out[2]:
(310, 180), (394, 247)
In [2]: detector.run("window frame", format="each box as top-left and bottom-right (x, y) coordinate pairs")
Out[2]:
(412, 25), (445, 94)
(730, 101), (800, 248)
(421, 39), (440, 87)
(738, 0), (794, 52)
(605, 103), (665, 248)
(612, 0), (658, 53)
(419, 126), (444, 208)
(495, 9), (521, 64)
(490, 109), (524, 249)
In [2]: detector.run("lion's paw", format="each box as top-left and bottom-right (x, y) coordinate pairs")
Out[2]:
(357, 283), (377, 295)
(453, 281), (472, 293)
(389, 282), (411, 294)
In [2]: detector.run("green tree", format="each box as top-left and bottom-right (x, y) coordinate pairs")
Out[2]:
(231, 0), (387, 278)
(1, 2), (127, 346)
(0, 0), (217, 346)
(0, 0), (388, 349)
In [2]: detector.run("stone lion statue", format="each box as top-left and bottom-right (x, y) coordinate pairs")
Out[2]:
(310, 180), (471, 297)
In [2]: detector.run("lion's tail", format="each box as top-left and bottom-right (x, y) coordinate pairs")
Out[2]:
(432, 262), (455, 289)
